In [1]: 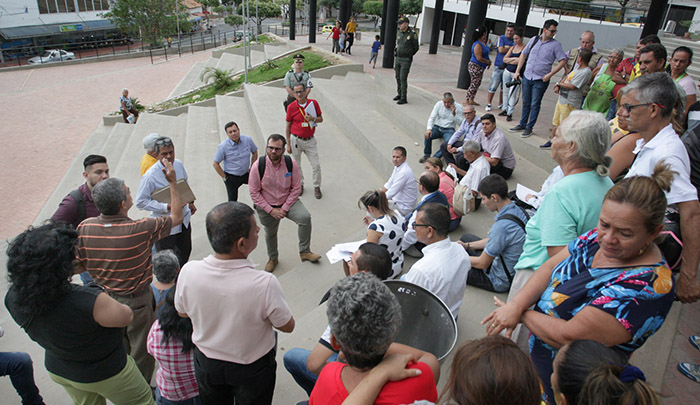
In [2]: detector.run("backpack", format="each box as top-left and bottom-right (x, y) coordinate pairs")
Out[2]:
(452, 183), (476, 216)
(257, 155), (293, 179)
(494, 208), (530, 285)
(69, 189), (86, 225)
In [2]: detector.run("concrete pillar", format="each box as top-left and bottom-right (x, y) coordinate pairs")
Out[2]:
(457, 0), (488, 89)
(515, 0), (531, 29)
(381, 0), (388, 43)
(453, 13), (468, 46)
(309, 0), (317, 42)
(641, 0), (669, 38)
(339, 0), (348, 27)
(382, 0), (400, 68)
(289, 0), (296, 40)
(429, 0), (445, 54)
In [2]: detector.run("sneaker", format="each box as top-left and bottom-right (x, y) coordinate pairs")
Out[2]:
(540, 140), (552, 149)
(498, 110), (508, 117)
(497, 104), (503, 109)
(393, 95), (401, 101)
(485, 104), (492, 111)
(691, 335), (700, 352)
(509, 125), (526, 132)
(521, 129), (533, 137)
(418, 156), (429, 163)
(506, 115), (513, 122)
(678, 363), (700, 383)
(314, 187), (322, 199)
(397, 99), (407, 105)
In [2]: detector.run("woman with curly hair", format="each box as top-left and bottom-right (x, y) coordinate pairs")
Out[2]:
(148, 287), (200, 405)
(5, 222), (152, 405)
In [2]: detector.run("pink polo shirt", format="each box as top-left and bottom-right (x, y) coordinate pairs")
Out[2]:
(249, 155), (302, 213)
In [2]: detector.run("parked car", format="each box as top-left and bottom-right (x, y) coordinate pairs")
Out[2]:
(321, 24), (334, 33)
(27, 49), (75, 64)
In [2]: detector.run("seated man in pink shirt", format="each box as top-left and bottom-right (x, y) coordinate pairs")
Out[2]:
(175, 201), (295, 404)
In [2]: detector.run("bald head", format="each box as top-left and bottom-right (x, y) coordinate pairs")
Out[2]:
(419, 170), (440, 194)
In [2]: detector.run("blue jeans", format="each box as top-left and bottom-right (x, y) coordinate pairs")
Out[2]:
(519, 77), (550, 130)
(283, 348), (338, 396)
(424, 125), (455, 157)
(502, 70), (521, 116)
(488, 67), (505, 93)
(155, 387), (201, 405)
(0, 352), (44, 405)
(606, 98), (618, 120)
(79, 271), (94, 285)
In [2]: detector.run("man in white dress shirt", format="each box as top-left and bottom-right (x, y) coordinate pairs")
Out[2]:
(381, 146), (418, 216)
(619, 72), (700, 303)
(440, 105), (482, 172)
(420, 92), (464, 163)
(458, 140), (492, 200)
(402, 203), (471, 319)
(136, 136), (197, 266)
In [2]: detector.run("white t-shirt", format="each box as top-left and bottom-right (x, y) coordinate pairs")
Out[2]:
(626, 124), (698, 204)
(677, 74), (697, 96)
(175, 256), (293, 364)
(460, 155), (491, 191)
(402, 238), (471, 319)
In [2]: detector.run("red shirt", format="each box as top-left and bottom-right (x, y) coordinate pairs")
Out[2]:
(286, 99), (322, 139)
(612, 57), (636, 98)
(332, 26), (340, 39)
(309, 361), (437, 405)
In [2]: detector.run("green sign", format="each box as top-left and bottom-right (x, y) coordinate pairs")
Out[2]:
(60, 24), (83, 32)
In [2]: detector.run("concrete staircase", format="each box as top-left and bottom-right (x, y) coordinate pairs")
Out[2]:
(21, 41), (681, 404)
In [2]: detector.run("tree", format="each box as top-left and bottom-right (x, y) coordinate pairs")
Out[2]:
(237, 1), (281, 34)
(102, 0), (184, 46)
(318, 0), (338, 19)
(363, 1), (382, 29)
(200, 67), (235, 90)
(399, 0), (422, 27)
(225, 15), (244, 30)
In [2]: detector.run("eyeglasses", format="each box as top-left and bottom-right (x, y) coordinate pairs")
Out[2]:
(622, 102), (665, 113)
(267, 145), (284, 152)
(154, 137), (173, 147)
(464, 111), (475, 115)
(294, 90), (305, 94)
(412, 222), (434, 229)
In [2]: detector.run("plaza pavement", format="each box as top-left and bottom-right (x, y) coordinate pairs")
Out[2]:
(0, 33), (698, 404)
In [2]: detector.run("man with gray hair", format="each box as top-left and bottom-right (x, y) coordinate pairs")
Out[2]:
(457, 140), (491, 199)
(420, 92), (464, 163)
(75, 161), (183, 380)
(564, 30), (603, 75)
(618, 72), (700, 304)
(120, 88), (139, 124)
(441, 105), (482, 172)
(140, 133), (160, 176)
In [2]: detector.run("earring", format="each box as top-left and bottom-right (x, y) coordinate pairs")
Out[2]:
(639, 243), (650, 256)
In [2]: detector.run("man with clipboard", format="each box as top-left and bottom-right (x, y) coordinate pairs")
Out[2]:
(286, 83), (324, 199)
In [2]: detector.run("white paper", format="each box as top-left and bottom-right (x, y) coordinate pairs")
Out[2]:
(516, 183), (537, 202)
(325, 239), (366, 264)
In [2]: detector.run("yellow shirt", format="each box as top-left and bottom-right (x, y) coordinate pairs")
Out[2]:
(628, 63), (641, 83)
(346, 21), (357, 34)
(140, 153), (158, 176)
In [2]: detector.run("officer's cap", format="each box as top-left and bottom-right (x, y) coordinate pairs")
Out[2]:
(398, 17), (410, 24)
(293, 53), (305, 60)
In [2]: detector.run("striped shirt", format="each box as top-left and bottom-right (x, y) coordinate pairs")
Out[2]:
(147, 320), (199, 401)
(76, 214), (172, 295)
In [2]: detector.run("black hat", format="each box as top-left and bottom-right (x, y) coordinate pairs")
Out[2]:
(293, 53), (305, 60)
(398, 17), (409, 24)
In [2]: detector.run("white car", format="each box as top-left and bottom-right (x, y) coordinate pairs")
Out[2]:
(27, 49), (75, 64)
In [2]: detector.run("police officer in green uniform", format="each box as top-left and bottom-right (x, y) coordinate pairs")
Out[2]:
(283, 53), (313, 111)
(393, 16), (420, 105)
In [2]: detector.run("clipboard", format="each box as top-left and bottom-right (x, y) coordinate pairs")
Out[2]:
(150, 179), (196, 204)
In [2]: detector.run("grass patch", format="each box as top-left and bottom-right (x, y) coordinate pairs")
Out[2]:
(230, 34), (275, 48)
(172, 51), (332, 106)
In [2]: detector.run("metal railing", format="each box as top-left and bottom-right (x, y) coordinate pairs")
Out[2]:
(0, 29), (232, 68)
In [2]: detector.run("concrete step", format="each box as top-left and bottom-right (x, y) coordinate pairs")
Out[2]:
(264, 43), (296, 60)
(244, 83), (288, 139)
(214, 94), (258, 144)
(183, 105), (228, 259)
(191, 58), (224, 90)
(169, 60), (207, 99)
(214, 52), (244, 74)
(99, 122), (138, 175)
(250, 49), (267, 66)
(32, 124), (113, 226)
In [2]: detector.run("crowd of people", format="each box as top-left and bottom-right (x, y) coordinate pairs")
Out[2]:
(3, 18), (700, 405)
